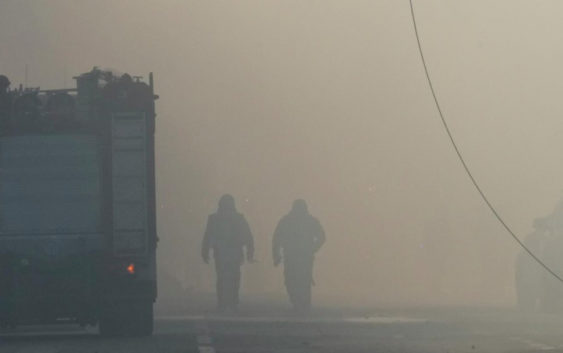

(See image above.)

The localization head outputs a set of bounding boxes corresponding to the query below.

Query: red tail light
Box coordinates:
[126,263,135,274]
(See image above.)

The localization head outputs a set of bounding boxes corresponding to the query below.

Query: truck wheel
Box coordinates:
[127,300,153,337]
[99,312,121,337]
[99,300,153,337]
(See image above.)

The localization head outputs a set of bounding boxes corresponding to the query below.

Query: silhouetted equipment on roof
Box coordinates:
[0,67,159,135]
[0,75,10,91]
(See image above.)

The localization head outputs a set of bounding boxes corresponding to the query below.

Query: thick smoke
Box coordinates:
[2,1,562,311]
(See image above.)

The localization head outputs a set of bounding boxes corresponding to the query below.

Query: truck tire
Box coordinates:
[98,303,122,337]
[99,300,153,337]
[127,300,153,337]
[98,315,120,337]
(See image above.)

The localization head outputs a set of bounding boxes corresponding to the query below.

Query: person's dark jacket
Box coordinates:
[202,204,254,266]
[272,206,325,266]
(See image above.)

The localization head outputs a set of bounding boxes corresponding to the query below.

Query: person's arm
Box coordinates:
[241,216,255,262]
[313,218,326,253]
[272,220,283,266]
[202,216,212,264]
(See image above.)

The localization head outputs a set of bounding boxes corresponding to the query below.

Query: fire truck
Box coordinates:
[0,68,158,336]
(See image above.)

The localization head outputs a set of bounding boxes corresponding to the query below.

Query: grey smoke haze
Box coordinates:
[2,0,562,307]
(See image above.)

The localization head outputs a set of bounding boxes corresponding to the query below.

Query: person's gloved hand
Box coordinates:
[273,256,281,267]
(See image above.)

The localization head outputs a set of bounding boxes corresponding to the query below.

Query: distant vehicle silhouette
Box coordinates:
[515,203,563,313]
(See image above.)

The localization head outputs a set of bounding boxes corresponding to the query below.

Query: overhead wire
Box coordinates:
[408,0,563,284]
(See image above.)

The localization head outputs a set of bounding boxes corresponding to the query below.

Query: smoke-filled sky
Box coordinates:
[2,0,563,306]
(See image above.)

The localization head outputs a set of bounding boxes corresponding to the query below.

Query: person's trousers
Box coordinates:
[284,258,314,311]
[215,262,241,310]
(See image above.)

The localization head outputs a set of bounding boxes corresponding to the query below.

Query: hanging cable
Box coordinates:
[409,0,563,284]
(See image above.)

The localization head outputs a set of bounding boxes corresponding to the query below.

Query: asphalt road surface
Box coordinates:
[3,308,563,352]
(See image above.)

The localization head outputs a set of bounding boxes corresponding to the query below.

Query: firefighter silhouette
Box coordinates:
[202,194,254,311]
[273,199,325,311]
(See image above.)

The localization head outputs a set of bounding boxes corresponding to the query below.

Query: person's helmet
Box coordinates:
[0,75,10,89]
[218,194,236,213]
[291,199,308,214]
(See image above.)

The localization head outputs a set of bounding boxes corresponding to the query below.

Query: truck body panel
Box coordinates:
[1,134,102,236]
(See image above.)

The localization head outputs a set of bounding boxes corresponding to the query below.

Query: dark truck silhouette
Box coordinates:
[0,68,158,336]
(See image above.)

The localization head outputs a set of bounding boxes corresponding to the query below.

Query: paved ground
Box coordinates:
[3,307,563,352]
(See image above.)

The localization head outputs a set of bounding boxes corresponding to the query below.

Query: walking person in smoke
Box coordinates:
[202,194,255,312]
[273,199,325,312]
